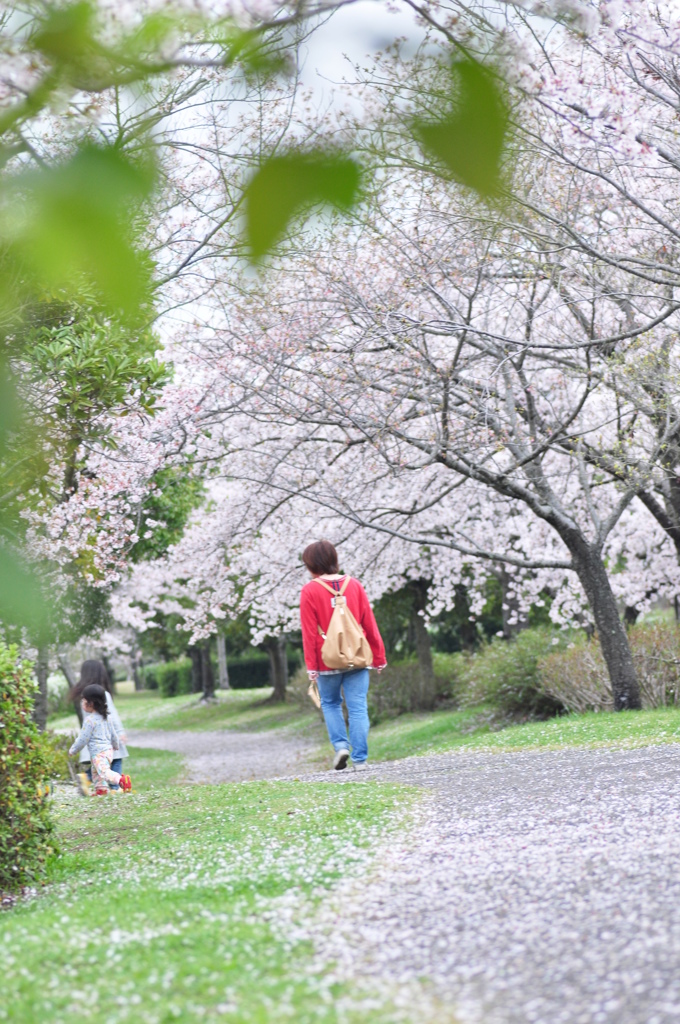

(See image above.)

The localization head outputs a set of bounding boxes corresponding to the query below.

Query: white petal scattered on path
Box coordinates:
[126,727,680,1022]
[128,728,317,783]
[294,746,680,1024]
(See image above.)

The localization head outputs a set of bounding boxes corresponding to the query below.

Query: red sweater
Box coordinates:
[300,576,387,673]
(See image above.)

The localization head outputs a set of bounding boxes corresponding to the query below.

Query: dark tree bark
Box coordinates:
[132,635,144,691]
[58,651,83,725]
[189,645,202,693]
[217,634,230,689]
[623,605,639,626]
[564,531,641,710]
[201,638,216,701]
[33,644,49,732]
[264,636,288,702]
[102,654,116,694]
[408,579,436,710]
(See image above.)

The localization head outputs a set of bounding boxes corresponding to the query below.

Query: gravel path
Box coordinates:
[294,745,680,1024]
[128,728,316,783]
[127,726,680,1022]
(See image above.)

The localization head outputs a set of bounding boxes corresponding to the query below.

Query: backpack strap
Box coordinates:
[312,576,351,595]
[313,577,352,638]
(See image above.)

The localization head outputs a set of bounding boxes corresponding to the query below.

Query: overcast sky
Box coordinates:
[298,1,426,105]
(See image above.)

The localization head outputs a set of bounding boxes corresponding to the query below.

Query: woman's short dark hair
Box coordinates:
[81,683,108,718]
[302,540,340,575]
[69,659,112,704]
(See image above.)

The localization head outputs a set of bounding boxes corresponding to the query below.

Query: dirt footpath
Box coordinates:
[128,728,318,783]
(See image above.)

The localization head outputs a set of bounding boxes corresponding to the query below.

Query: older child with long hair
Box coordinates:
[70,660,130,788]
[69,684,132,794]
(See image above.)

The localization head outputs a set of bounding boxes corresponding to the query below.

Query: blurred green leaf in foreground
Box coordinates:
[245,152,362,260]
[414,58,509,197]
[1,146,156,322]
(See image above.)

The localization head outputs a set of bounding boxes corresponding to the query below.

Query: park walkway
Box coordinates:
[128,727,680,1023]
[297,745,680,1024]
[127,727,317,782]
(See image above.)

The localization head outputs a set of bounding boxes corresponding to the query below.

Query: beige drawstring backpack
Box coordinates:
[313,577,374,670]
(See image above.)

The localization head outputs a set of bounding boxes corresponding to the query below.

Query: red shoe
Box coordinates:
[119,775,132,792]
[95,788,108,796]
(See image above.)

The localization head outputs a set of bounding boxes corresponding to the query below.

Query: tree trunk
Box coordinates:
[132,636,144,691]
[102,654,116,694]
[33,644,49,732]
[201,639,216,701]
[408,579,436,710]
[264,636,288,702]
[189,645,202,693]
[58,650,83,725]
[566,533,641,710]
[217,634,230,689]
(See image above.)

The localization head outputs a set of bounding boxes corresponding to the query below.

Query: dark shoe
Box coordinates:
[333,749,350,771]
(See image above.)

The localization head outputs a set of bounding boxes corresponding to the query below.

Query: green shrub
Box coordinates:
[458,627,567,719]
[367,658,456,724]
[432,651,466,701]
[0,643,55,893]
[150,653,302,697]
[151,659,193,698]
[287,665,323,710]
[538,620,680,712]
[40,731,72,782]
[227,654,300,690]
[142,669,158,690]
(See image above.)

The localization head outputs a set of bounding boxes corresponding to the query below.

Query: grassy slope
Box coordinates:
[50,690,680,766]
[50,688,321,735]
[2,752,414,1024]
[367,704,680,761]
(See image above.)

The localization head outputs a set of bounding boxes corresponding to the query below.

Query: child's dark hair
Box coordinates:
[81,684,108,718]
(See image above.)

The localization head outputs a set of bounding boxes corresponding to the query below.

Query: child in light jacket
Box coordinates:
[71,659,129,789]
[69,684,131,795]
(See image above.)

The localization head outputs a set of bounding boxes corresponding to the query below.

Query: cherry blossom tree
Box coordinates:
[78,1,680,723]
[186,167,665,710]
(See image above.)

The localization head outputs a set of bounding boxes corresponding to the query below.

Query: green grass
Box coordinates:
[50,688,321,735]
[50,681,680,769]
[3,757,415,1024]
[366,704,680,761]
[119,747,184,791]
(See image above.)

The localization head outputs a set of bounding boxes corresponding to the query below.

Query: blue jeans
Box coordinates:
[317,668,370,763]
[110,757,122,789]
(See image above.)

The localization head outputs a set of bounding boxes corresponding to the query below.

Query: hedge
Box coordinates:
[145,659,193,698]
[538,620,680,712]
[0,643,55,893]
[149,654,301,697]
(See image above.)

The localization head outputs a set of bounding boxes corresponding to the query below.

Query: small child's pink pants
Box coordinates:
[91,750,121,792]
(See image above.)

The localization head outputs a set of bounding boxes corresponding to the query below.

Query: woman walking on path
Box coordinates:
[300,540,386,771]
